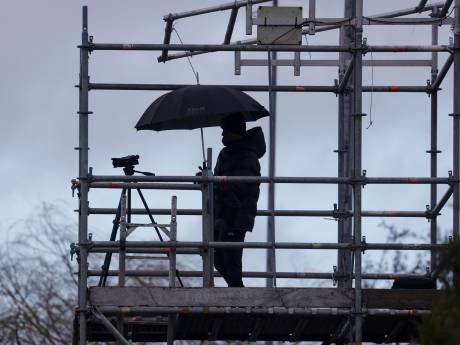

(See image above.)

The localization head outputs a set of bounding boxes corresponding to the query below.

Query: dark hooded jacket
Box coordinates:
[213,127,266,232]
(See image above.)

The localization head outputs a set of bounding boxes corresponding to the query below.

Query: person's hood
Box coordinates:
[229,126,266,158]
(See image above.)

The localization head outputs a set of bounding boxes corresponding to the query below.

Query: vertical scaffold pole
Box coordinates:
[208,148,214,286]
[453,0,460,246]
[169,196,178,287]
[78,6,90,345]
[202,148,213,287]
[337,0,354,289]
[430,9,439,272]
[353,0,364,343]
[266,0,278,289]
[167,196,178,345]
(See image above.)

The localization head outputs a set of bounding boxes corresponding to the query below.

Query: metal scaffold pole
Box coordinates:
[202,148,214,287]
[453,0,460,246]
[337,0,354,289]
[167,196,178,345]
[352,0,364,342]
[78,6,90,345]
[266,0,278,289]
[430,7,439,272]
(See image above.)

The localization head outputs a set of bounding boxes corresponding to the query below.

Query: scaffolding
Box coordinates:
[74,1,460,344]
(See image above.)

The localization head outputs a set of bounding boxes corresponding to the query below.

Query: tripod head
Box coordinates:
[111,155,154,176]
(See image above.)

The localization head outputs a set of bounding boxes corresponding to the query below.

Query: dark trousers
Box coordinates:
[214,227,246,287]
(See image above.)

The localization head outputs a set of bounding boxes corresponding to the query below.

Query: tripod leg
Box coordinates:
[98,188,125,286]
[136,188,185,287]
[136,188,163,241]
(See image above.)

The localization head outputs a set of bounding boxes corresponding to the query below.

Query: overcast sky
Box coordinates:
[0,0,457,287]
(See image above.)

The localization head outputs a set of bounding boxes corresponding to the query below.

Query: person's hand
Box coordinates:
[194,166,203,184]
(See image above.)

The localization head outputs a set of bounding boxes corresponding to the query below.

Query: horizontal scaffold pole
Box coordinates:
[240,59,433,67]
[89,182,201,191]
[86,240,449,251]
[86,269,431,281]
[88,208,344,217]
[95,306,431,317]
[165,0,271,21]
[88,175,452,184]
[374,1,443,18]
[90,176,351,184]
[89,241,353,250]
[83,43,450,53]
[90,248,200,255]
[366,45,449,52]
[88,83,430,93]
[88,208,429,218]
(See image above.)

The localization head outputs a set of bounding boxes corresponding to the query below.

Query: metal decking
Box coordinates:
[85,287,440,342]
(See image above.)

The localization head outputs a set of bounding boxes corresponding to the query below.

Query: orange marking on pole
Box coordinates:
[217,176,228,183]
[163,247,171,254]
[388,86,400,92]
[295,86,305,92]
[110,182,120,188]
[395,47,407,52]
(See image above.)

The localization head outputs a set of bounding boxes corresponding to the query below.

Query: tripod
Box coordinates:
[98,164,184,287]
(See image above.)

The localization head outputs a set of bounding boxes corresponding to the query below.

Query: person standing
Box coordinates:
[213,113,266,287]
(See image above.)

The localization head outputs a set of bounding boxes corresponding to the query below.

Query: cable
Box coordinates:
[172,24,207,165]
[269,20,307,44]
[172,24,200,85]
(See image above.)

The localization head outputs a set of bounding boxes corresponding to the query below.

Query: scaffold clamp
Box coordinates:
[362,37,369,55]
[70,242,80,262]
[362,169,367,188]
[332,265,338,286]
[448,170,455,185]
[361,236,367,253]
[425,204,432,221]
[71,178,81,197]
[425,266,431,277]
[332,203,339,220]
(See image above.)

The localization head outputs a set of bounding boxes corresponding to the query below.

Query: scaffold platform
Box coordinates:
[85,287,441,343]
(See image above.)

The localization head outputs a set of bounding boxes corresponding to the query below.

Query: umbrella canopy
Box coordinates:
[135,85,269,131]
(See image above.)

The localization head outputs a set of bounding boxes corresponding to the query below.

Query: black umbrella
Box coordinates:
[135,85,269,130]
[135,85,269,162]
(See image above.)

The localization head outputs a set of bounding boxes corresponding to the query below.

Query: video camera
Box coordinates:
[112,155,139,168]
[111,155,154,176]
[111,155,139,176]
